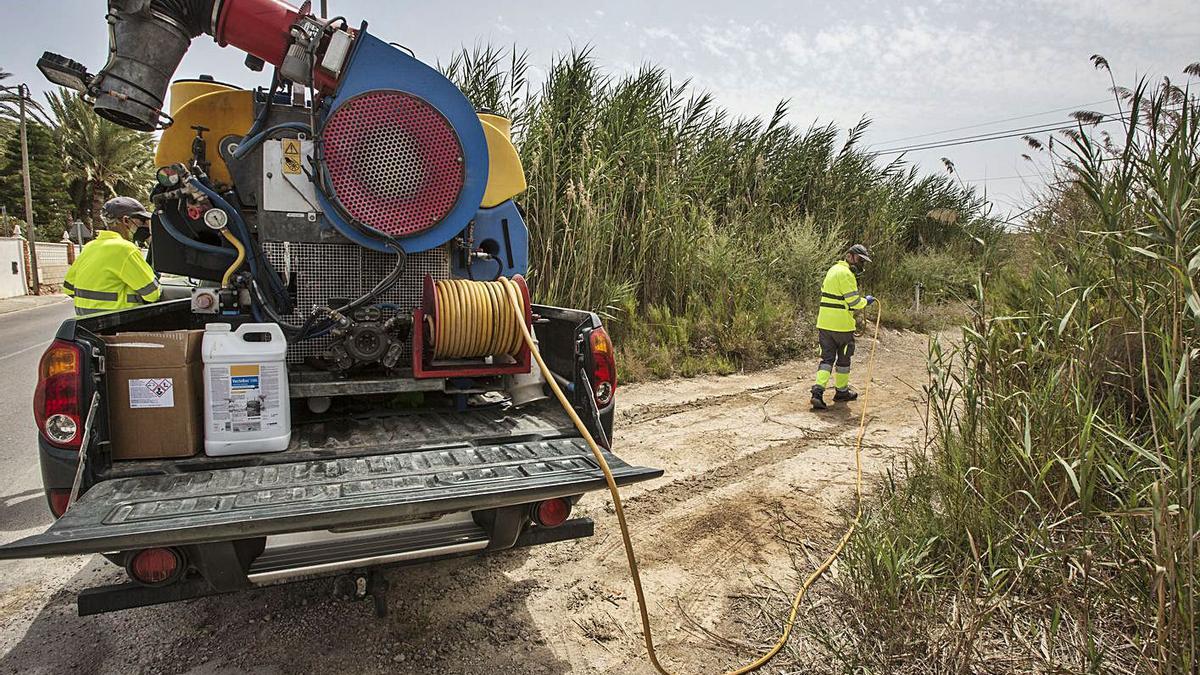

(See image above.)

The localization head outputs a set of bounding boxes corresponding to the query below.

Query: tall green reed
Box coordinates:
[442,46,995,374]
[830,69,1199,673]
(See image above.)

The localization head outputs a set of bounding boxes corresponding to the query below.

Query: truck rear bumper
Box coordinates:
[77,517,595,616]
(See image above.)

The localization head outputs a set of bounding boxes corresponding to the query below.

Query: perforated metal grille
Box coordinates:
[262,242,450,364]
[322,91,465,238]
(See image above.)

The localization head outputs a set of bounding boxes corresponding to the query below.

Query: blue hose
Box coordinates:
[231,122,313,160]
[189,179,293,309]
[156,207,234,258]
[187,180,254,255]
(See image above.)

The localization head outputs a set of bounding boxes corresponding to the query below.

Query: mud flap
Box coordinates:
[0,438,660,559]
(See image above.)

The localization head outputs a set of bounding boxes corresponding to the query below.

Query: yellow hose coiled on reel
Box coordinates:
[429,278,527,359]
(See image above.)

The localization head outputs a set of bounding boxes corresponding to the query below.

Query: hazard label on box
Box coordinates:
[129,377,175,409]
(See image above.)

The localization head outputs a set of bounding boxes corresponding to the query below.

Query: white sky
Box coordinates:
[3,0,1199,222]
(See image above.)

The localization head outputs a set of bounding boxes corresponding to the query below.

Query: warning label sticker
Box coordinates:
[282,138,302,175]
[129,377,174,409]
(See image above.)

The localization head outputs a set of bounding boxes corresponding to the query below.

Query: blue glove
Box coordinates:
[865,295,876,306]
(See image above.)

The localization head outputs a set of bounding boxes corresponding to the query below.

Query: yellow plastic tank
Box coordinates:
[167,79,239,116]
[156,87,255,186]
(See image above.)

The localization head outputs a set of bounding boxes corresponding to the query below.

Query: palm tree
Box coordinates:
[0,68,49,124]
[44,88,155,226]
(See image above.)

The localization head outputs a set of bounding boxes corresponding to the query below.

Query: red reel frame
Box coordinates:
[412,274,532,379]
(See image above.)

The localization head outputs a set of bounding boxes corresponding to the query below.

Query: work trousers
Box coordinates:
[814,329,855,391]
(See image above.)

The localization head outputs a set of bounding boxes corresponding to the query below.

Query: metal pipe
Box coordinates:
[213,0,302,67]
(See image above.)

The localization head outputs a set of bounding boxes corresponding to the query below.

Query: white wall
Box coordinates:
[0,238,27,299]
[34,241,77,287]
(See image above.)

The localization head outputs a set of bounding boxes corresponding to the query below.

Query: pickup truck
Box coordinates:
[4,300,659,616]
[7,0,661,617]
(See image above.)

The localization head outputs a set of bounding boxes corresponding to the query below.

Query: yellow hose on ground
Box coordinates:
[219,228,245,287]
[481,277,879,673]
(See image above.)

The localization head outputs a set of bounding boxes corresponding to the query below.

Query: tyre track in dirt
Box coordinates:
[507,329,935,674]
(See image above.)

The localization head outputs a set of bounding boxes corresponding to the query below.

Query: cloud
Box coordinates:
[1030,0,1200,34]
[643,26,688,51]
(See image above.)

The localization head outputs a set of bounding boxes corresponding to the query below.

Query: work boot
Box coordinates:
[810,385,827,410]
[833,388,858,402]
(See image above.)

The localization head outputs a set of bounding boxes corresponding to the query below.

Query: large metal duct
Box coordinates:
[92,0,214,131]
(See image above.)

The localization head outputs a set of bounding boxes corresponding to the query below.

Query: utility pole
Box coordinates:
[320,0,327,17]
[18,84,40,295]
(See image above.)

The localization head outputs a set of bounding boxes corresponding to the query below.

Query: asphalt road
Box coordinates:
[0,298,76,546]
[0,299,82,601]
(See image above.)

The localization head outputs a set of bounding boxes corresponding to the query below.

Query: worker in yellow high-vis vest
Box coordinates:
[811,244,875,410]
[63,197,161,316]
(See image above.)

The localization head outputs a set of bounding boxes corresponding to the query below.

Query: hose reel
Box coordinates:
[412,276,532,378]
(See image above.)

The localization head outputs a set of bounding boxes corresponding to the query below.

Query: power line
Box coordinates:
[870,79,1199,155]
[872,97,1116,146]
[873,110,1141,156]
[961,173,1051,182]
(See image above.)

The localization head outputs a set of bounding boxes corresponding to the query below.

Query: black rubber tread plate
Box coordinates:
[103,403,580,478]
[1,439,660,559]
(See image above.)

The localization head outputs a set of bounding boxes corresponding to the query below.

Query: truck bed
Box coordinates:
[8,301,661,562]
[101,400,579,479]
[2,400,655,558]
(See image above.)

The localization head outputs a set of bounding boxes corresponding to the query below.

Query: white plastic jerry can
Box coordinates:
[202,323,291,456]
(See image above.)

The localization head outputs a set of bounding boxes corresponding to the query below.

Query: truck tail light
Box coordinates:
[588,328,616,408]
[47,489,72,518]
[127,548,184,586]
[33,340,84,450]
[532,498,571,528]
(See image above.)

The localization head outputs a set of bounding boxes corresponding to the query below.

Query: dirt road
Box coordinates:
[0,329,932,674]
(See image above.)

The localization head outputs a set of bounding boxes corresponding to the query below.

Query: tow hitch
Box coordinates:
[333,570,391,618]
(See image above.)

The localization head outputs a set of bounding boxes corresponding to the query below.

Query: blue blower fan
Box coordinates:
[315,31,489,253]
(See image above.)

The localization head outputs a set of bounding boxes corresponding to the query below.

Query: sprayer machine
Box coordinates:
[40,0,541,387]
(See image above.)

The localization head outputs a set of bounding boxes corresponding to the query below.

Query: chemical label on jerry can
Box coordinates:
[208,363,285,434]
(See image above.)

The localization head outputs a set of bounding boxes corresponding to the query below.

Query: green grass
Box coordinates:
[443,46,1001,378]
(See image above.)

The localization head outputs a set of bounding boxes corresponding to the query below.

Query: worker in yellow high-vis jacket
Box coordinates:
[63,197,161,316]
[811,244,875,410]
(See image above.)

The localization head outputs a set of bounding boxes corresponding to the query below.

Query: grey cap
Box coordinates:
[101,196,152,221]
[848,243,872,262]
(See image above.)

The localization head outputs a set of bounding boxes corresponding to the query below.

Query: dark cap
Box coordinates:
[102,196,152,221]
[847,243,872,262]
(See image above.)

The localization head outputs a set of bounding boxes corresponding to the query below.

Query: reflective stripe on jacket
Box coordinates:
[816,260,867,332]
[64,230,161,316]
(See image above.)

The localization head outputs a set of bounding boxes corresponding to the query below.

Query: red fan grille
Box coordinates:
[322,91,465,237]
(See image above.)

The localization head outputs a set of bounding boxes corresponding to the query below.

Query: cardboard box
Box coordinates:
[104,330,204,460]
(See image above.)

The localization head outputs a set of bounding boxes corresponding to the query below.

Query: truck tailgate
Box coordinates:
[0,439,660,559]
